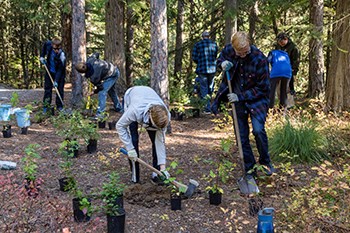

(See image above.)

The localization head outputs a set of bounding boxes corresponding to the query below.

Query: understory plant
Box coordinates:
[71,185,93,217]
[164,161,186,196]
[22,144,43,197]
[269,118,329,164]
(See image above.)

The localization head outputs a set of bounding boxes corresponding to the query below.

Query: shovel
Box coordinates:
[43,63,64,106]
[226,70,259,194]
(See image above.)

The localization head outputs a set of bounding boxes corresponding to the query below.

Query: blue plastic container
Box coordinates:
[0,104,12,121]
[257,208,275,233]
[15,109,30,128]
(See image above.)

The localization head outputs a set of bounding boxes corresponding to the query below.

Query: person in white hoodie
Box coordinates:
[116,86,171,184]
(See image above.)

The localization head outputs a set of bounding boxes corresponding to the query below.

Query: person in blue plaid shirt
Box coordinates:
[217,31,275,179]
[192,31,219,113]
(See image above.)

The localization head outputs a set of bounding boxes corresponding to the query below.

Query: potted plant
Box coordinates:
[58,140,78,191]
[164,161,186,211]
[189,95,209,117]
[71,187,92,222]
[2,124,12,138]
[108,120,117,130]
[21,144,43,197]
[100,172,126,233]
[83,119,100,154]
[97,112,109,129]
[170,106,185,121]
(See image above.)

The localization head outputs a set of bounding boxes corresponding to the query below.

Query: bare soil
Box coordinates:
[0,84,317,232]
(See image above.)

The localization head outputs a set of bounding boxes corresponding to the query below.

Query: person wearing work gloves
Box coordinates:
[39,37,66,112]
[75,53,123,119]
[217,31,275,179]
[116,86,171,184]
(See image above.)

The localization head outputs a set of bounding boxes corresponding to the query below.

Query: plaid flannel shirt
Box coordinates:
[192,39,218,74]
[217,44,270,120]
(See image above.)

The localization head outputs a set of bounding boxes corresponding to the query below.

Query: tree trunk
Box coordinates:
[224,0,237,45]
[125,0,134,87]
[325,0,350,112]
[150,0,169,106]
[308,0,324,98]
[173,0,184,86]
[61,6,72,83]
[71,0,86,108]
[249,1,258,44]
[105,0,127,95]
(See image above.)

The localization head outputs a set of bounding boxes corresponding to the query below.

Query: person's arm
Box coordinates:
[290,46,300,75]
[154,130,166,166]
[116,108,138,151]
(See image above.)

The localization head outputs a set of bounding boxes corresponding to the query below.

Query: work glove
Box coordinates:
[160,170,170,180]
[227,93,239,103]
[39,57,46,65]
[221,60,233,71]
[53,81,58,88]
[128,149,138,161]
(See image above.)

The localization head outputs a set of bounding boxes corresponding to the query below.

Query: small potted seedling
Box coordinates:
[83,119,100,154]
[108,120,117,130]
[58,140,77,192]
[2,124,12,138]
[100,172,126,233]
[21,144,43,197]
[98,112,109,129]
[71,187,92,222]
[164,161,185,211]
[170,106,185,121]
[189,95,209,117]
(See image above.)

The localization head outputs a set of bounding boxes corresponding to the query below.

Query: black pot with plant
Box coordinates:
[170,193,182,210]
[208,190,222,205]
[21,127,28,134]
[107,208,126,233]
[87,139,98,154]
[58,176,75,192]
[108,121,117,130]
[83,120,100,154]
[2,124,12,138]
[22,144,42,197]
[72,197,92,222]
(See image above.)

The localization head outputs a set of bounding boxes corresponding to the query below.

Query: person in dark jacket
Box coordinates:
[275,32,300,96]
[192,31,219,113]
[267,49,292,109]
[39,37,66,111]
[217,31,275,179]
[75,53,122,118]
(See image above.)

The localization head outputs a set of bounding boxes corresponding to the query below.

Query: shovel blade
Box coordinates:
[237,176,260,194]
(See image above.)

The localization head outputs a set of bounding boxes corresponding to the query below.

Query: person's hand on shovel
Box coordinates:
[127,149,138,161]
[39,57,46,65]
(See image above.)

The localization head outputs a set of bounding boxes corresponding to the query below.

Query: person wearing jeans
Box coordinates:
[192,31,219,113]
[217,31,275,178]
[75,53,122,118]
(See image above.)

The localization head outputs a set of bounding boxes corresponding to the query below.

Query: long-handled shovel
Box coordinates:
[226,71,259,194]
[43,63,64,106]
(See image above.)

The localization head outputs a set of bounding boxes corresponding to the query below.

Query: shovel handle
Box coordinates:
[43,63,64,106]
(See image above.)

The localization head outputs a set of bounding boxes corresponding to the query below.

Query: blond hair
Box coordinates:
[231,31,250,51]
[149,105,169,129]
[52,37,62,46]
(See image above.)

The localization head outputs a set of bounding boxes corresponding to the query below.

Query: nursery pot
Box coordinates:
[87,139,98,154]
[67,148,79,158]
[21,127,28,135]
[192,108,200,118]
[0,104,12,121]
[175,112,184,121]
[108,121,116,130]
[15,109,30,128]
[107,208,126,233]
[114,195,124,208]
[58,177,72,192]
[2,125,12,138]
[209,190,222,205]
[98,121,106,129]
[170,194,182,211]
[72,198,91,222]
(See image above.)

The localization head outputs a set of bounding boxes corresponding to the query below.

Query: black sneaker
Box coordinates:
[261,164,276,176]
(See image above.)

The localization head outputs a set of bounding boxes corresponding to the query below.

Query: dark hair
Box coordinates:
[276,32,288,40]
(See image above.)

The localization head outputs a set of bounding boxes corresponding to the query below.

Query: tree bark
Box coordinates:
[249,1,259,44]
[71,0,86,108]
[173,0,184,86]
[125,0,134,87]
[105,0,127,95]
[150,0,169,106]
[308,0,324,98]
[61,5,72,83]
[325,0,350,112]
[224,0,237,45]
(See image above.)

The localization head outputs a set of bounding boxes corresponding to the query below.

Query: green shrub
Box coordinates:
[269,119,329,164]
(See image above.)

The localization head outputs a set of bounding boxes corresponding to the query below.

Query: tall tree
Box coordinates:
[224,0,237,44]
[125,0,134,87]
[150,0,169,105]
[173,0,184,85]
[325,0,350,111]
[71,0,86,108]
[105,0,127,94]
[248,1,259,44]
[308,0,324,98]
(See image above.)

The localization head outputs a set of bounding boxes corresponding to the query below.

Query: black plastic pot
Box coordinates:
[209,190,222,205]
[98,121,106,129]
[72,198,91,222]
[21,127,28,135]
[107,208,126,233]
[170,194,181,210]
[114,195,124,208]
[67,148,79,158]
[108,121,116,130]
[2,125,12,138]
[87,139,98,154]
[58,177,73,192]
[192,109,200,118]
[249,197,263,216]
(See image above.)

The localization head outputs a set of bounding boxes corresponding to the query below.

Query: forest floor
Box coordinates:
[0,84,349,233]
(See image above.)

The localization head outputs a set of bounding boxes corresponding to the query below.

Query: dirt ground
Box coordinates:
[0,84,299,232]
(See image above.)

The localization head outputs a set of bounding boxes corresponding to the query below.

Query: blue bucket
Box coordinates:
[0,104,12,121]
[15,109,30,128]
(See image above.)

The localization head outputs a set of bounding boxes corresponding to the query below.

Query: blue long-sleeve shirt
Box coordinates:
[192,38,218,74]
[217,44,270,120]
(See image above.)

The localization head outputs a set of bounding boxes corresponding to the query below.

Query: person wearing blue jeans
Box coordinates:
[217,31,275,178]
[192,31,219,113]
[75,53,122,117]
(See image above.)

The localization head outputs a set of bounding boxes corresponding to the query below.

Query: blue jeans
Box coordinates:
[97,73,122,116]
[198,73,215,112]
[235,103,271,173]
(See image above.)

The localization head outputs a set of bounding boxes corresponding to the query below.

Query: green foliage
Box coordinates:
[79,197,93,217]
[189,95,209,110]
[10,92,19,107]
[269,118,329,164]
[205,159,234,194]
[164,161,186,195]
[22,144,41,182]
[100,172,125,216]
[280,161,350,231]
